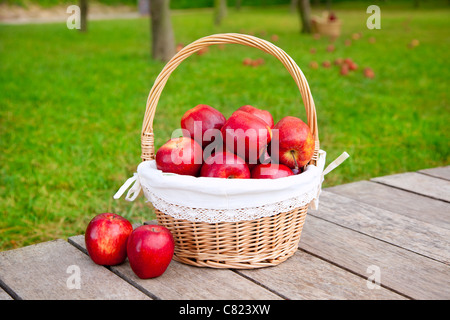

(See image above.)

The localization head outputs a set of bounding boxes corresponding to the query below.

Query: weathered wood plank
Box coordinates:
[326,180,450,229]
[419,166,450,181]
[69,235,282,300]
[0,287,13,300]
[300,215,450,300]
[372,172,450,202]
[310,191,450,264]
[237,250,405,300]
[0,239,151,300]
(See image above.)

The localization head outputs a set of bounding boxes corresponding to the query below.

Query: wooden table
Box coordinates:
[1,166,449,301]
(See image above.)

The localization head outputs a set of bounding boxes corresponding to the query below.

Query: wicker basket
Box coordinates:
[316,20,341,38]
[139,33,320,269]
[312,13,341,38]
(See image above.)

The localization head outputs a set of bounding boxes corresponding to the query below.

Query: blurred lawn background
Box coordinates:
[0,1,449,251]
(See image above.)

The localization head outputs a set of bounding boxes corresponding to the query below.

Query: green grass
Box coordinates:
[1,4,449,251]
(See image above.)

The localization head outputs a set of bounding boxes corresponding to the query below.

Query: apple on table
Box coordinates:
[127,224,175,279]
[85,213,133,266]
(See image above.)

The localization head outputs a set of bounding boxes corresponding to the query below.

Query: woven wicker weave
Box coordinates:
[312,13,342,38]
[315,20,341,38]
[140,33,320,269]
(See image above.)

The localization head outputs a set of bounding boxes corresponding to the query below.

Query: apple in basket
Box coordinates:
[271,116,315,171]
[221,110,272,165]
[236,105,274,128]
[200,151,251,179]
[181,104,226,148]
[251,163,294,179]
[85,213,133,266]
[127,225,175,279]
[155,136,203,176]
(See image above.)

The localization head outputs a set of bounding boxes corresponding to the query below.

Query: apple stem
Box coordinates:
[290,150,299,170]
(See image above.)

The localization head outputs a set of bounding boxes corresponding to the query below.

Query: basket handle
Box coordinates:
[141,33,319,161]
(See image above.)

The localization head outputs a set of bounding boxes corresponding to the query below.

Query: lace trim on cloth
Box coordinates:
[113,150,350,223]
[143,186,320,223]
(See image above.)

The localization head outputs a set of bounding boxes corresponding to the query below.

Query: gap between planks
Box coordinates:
[68,233,284,300]
[371,172,450,203]
[299,214,450,299]
[417,166,450,181]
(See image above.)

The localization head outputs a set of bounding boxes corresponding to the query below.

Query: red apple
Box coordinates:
[221,110,272,164]
[247,147,271,171]
[334,58,344,66]
[247,162,257,172]
[127,224,175,279]
[348,62,358,71]
[322,60,331,68]
[250,58,265,67]
[237,105,274,128]
[344,58,353,65]
[309,61,319,69]
[328,12,337,21]
[364,67,375,79]
[181,104,226,148]
[352,32,362,40]
[155,136,203,176]
[85,213,133,266]
[251,163,294,179]
[243,58,252,66]
[340,64,349,76]
[200,151,250,179]
[256,58,265,65]
[271,116,315,170]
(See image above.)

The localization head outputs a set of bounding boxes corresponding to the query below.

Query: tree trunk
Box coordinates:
[150,0,176,62]
[79,0,87,32]
[214,0,227,26]
[235,0,241,11]
[290,0,298,13]
[297,0,312,34]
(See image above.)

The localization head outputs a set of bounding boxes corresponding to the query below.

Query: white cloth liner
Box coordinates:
[114,150,349,223]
